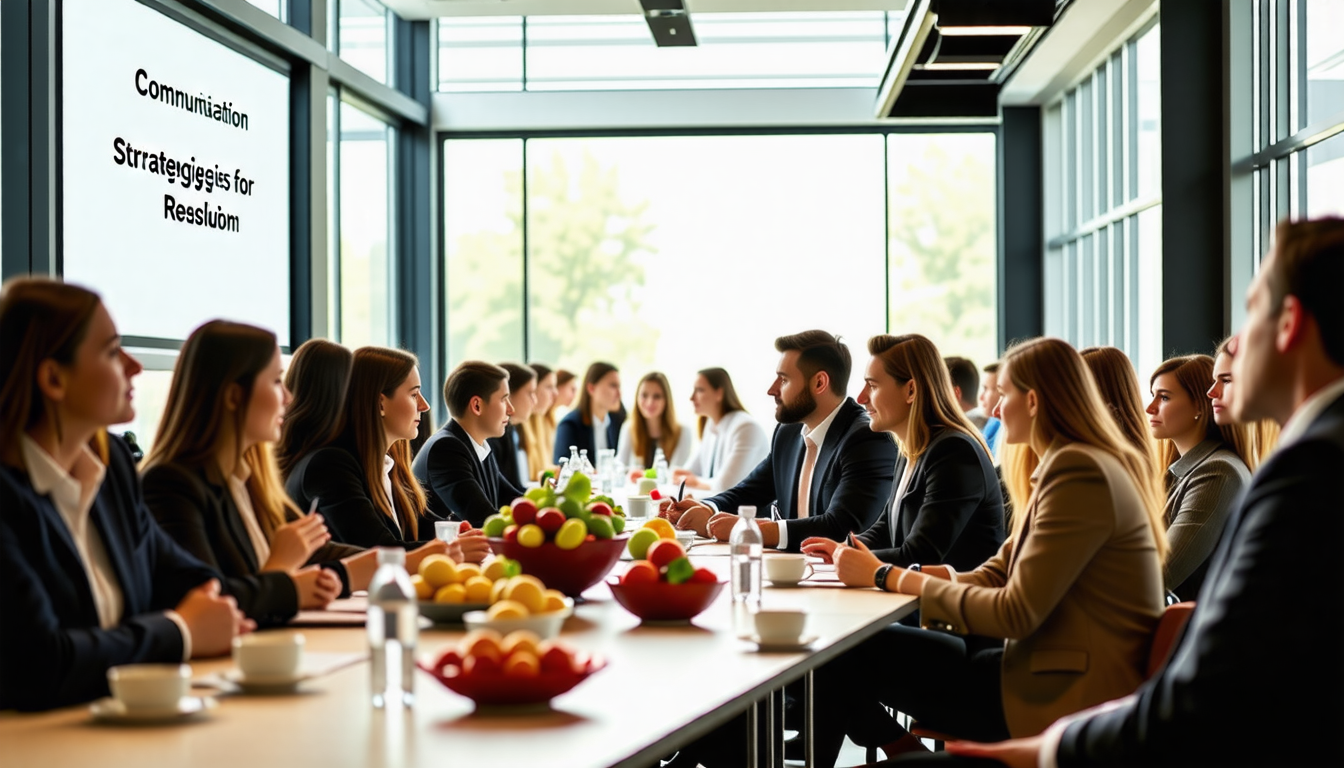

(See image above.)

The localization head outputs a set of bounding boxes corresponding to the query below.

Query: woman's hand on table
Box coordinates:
[176,578,255,658]
[799,537,840,563]
[834,538,887,588]
[293,565,342,609]
[405,539,451,573]
[263,514,331,573]
[453,529,491,563]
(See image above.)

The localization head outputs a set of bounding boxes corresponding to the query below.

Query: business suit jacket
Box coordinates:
[920,440,1165,737]
[704,398,897,552]
[488,423,529,489]
[553,408,624,465]
[0,436,219,711]
[1058,392,1344,768]
[1161,438,1251,599]
[285,438,435,549]
[413,420,527,527]
[856,427,1005,573]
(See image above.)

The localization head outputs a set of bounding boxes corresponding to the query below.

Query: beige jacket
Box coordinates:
[920,440,1164,737]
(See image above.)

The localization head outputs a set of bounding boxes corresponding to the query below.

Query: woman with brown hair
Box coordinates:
[0,278,249,711]
[141,321,377,626]
[672,367,769,493]
[1147,354,1253,599]
[552,362,623,464]
[617,371,693,477]
[1079,346,1158,463]
[277,339,352,480]
[811,337,1165,767]
[525,362,558,480]
[1209,335,1280,469]
[284,347,488,563]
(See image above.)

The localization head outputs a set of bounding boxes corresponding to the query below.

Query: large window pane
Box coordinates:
[887,133,999,371]
[1135,23,1161,201]
[339,0,389,85]
[245,0,285,20]
[1135,205,1163,377]
[443,139,525,367]
[338,102,393,348]
[1306,130,1344,217]
[1304,0,1344,128]
[523,135,886,419]
[438,16,524,92]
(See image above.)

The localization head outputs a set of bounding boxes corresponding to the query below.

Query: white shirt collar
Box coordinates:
[799,400,846,448]
[21,433,105,514]
[1278,375,1344,447]
[472,436,492,463]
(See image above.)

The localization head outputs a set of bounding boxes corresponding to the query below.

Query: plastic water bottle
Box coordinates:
[556,446,580,491]
[368,547,418,708]
[729,505,763,635]
[653,448,669,486]
[579,448,596,476]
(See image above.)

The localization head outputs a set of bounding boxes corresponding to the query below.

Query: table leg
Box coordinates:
[747,697,760,768]
[774,687,787,768]
[804,670,815,768]
[764,689,775,768]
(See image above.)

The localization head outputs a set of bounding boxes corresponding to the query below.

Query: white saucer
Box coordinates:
[766,579,805,588]
[222,669,309,694]
[90,695,216,724]
[748,634,818,652]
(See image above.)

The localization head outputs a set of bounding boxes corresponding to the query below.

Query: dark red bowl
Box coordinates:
[488,535,629,597]
[418,654,606,707]
[607,577,726,622]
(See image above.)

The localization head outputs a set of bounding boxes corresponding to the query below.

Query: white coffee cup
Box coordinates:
[233,632,305,680]
[754,609,808,644]
[625,495,651,518]
[434,520,459,543]
[765,555,813,585]
[107,664,190,710]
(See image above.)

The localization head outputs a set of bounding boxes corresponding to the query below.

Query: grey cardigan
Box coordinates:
[1163,438,1252,599]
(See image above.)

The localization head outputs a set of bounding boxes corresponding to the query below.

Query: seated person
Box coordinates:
[661,330,897,551]
[413,361,526,528]
[0,278,250,711]
[553,362,623,464]
[276,338,352,481]
[618,371,694,479]
[945,355,988,429]
[673,367,770,494]
[285,347,488,563]
[980,361,1004,459]
[486,363,537,490]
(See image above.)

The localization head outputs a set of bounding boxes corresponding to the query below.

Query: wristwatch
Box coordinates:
[908,563,922,573]
[873,564,895,591]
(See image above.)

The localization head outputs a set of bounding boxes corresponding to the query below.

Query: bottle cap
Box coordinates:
[738,505,757,519]
[376,547,405,566]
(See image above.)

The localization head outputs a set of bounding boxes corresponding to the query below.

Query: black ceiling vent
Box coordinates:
[640,0,697,47]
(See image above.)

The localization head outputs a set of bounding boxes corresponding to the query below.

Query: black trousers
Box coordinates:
[811,625,1011,768]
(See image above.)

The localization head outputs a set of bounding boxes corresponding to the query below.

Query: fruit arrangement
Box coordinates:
[620,537,717,587]
[626,517,678,560]
[482,473,626,550]
[419,629,605,707]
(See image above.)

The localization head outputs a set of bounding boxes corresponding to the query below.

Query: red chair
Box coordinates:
[899,602,1198,756]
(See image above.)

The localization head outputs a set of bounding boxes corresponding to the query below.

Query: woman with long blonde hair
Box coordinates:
[1079,346,1158,464]
[284,347,488,563]
[1145,354,1252,599]
[142,321,356,624]
[1209,335,1280,469]
[814,338,1165,766]
[617,371,692,477]
[525,362,558,480]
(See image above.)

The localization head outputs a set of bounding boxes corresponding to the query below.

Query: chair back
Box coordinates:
[1146,601,1195,678]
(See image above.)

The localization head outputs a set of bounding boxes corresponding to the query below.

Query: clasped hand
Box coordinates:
[800,536,887,588]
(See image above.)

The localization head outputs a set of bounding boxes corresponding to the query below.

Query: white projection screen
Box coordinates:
[62,0,292,345]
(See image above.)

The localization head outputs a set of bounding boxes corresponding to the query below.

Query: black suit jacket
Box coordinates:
[856,426,1005,573]
[1058,391,1344,768]
[488,423,530,488]
[0,436,219,711]
[705,398,897,552]
[553,408,624,465]
[414,420,527,527]
[285,439,435,549]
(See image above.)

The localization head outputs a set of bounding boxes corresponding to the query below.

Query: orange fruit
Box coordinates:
[502,630,542,658]
[487,600,529,619]
[642,517,676,539]
[503,650,540,677]
[463,576,493,603]
[542,589,568,613]
[482,559,509,582]
[456,563,483,582]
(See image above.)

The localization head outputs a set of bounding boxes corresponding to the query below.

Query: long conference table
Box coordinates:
[1,544,917,768]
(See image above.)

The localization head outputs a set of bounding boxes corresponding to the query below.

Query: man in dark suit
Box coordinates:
[412,361,527,528]
[941,218,1344,768]
[662,329,897,552]
[487,363,538,489]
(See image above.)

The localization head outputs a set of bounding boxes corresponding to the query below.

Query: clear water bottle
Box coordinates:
[579,448,596,476]
[729,505,763,635]
[367,547,418,708]
[653,448,669,486]
[556,446,580,491]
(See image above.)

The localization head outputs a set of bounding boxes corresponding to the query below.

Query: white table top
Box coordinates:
[0,554,916,768]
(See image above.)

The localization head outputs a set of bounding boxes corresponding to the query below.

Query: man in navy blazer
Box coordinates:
[662,330,897,552]
[413,361,527,528]
[944,218,1344,768]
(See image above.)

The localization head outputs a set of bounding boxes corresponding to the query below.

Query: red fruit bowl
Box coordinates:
[488,535,628,597]
[418,654,606,708]
[607,577,726,622]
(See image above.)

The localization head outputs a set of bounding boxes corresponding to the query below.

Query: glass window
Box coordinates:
[339,0,390,85]
[1135,205,1163,377]
[887,133,999,370]
[117,367,176,456]
[1303,0,1344,128]
[438,16,524,92]
[326,90,339,336]
[338,101,394,348]
[1135,23,1161,201]
[245,0,285,20]
[443,139,525,367]
[1306,129,1344,217]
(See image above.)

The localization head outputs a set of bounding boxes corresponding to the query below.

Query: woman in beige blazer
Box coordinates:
[810,337,1167,767]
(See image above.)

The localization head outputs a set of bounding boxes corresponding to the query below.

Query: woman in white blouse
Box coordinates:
[672,368,769,494]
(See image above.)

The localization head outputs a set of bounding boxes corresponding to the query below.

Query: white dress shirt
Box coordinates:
[682,410,771,494]
[382,455,402,535]
[593,413,611,454]
[777,400,845,551]
[224,461,271,567]
[21,434,191,659]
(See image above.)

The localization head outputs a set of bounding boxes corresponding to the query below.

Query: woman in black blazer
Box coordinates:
[284,346,489,564]
[553,361,624,464]
[0,279,249,711]
[142,321,368,626]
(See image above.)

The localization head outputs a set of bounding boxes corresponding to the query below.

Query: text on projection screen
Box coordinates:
[63,0,291,345]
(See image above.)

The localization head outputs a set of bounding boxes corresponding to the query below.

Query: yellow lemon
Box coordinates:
[542,589,568,613]
[434,583,467,604]
[482,559,509,582]
[642,517,676,539]
[487,599,529,619]
[456,563,483,582]
[463,576,494,603]
[503,576,546,614]
[409,574,433,600]
[490,578,510,604]
[419,555,459,589]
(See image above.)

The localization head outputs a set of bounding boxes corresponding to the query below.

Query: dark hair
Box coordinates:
[1267,217,1344,366]
[528,362,554,382]
[500,363,537,397]
[555,369,576,387]
[774,330,851,395]
[444,361,510,419]
[278,339,352,479]
[983,361,1001,375]
[342,347,427,539]
[631,372,682,467]
[1149,354,1240,474]
[0,278,103,465]
[943,356,980,408]
[696,367,747,438]
[575,362,619,426]
[870,335,989,460]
